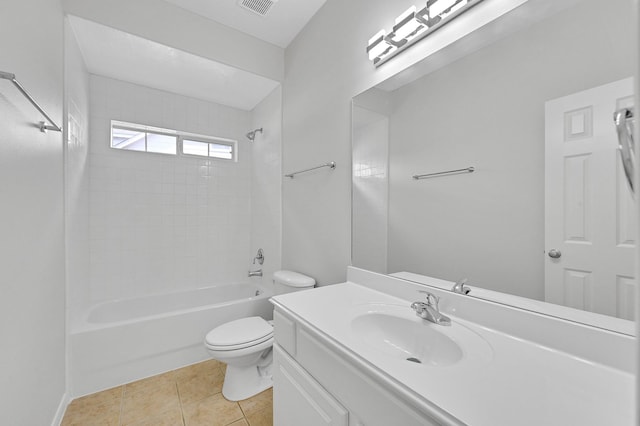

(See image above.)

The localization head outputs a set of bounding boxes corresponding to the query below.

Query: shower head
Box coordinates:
[246,127,263,141]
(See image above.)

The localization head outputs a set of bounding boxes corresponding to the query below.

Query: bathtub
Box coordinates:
[69,282,273,397]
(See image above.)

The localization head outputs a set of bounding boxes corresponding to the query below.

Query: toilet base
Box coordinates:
[222,363,273,401]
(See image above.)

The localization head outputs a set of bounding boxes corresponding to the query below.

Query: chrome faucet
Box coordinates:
[410,291,451,326]
[451,278,471,295]
[248,269,263,277]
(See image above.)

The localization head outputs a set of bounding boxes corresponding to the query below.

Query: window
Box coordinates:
[111,123,177,155]
[110,121,237,161]
[183,138,234,160]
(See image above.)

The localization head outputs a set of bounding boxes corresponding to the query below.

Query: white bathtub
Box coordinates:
[69,282,273,397]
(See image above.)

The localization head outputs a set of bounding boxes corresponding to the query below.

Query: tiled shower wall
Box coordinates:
[85,76,252,307]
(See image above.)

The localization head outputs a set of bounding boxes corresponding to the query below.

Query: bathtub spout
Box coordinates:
[248,269,263,277]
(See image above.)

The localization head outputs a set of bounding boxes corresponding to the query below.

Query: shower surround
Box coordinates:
[66,74,282,395]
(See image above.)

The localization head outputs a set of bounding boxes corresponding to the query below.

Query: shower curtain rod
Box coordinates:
[0,70,62,133]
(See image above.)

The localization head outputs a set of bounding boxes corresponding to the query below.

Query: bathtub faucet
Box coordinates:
[248,269,263,277]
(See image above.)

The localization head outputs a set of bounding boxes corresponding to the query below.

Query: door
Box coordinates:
[545,78,636,320]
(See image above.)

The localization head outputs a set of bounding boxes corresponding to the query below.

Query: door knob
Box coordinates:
[548,249,562,259]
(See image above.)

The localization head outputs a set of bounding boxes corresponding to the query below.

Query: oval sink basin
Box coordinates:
[350,304,492,367]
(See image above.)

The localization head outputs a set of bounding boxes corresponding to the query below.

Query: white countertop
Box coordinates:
[271,282,635,426]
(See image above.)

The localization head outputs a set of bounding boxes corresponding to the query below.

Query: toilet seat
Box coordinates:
[205,316,273,351]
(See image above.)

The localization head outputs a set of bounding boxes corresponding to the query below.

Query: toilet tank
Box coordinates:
[273,270,316,295]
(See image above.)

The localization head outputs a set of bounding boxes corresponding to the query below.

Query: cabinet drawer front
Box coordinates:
[274,343,348,426]
[274,309,297,357]
[297,327,443,426]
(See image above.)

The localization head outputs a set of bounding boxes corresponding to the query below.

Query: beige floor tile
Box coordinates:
[177,368,225,405]
[245,405,273,426]
[183,393,244,426]
[124,371,177,395]
[238,388,272,417]
[61,361,273,426]
[73,386,123,405]
[121,381,181,425]
[122,405,184,426]
[62,414,120,426]
[174,359,223,383]
[62,386,123,426]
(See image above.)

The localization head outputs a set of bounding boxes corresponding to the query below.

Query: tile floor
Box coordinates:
[61,360,272,426]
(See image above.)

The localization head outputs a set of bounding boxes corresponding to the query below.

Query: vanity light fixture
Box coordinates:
[387,7,424,45]
[367,30,393,62]
[367,0,485,67]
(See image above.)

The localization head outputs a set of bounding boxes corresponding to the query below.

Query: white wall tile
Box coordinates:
[86,75,252,303]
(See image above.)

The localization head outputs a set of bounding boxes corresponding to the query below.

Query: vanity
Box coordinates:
[270,268,635,426]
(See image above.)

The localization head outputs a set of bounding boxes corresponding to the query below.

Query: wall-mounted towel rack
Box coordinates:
[285,161,336,178]
[0,70,62,133]
[413,166,475,180]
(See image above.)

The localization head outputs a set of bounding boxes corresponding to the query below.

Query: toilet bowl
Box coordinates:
[205,316,274,401]
[204,270,315,401]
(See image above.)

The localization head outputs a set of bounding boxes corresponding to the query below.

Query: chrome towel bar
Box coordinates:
[285,161,336,178]
[413,166,475,180]
[0,70,62,133]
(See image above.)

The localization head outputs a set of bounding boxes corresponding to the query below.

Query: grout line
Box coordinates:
[175,381,187,426]
[238,400,247,418]
[118,385,125,426]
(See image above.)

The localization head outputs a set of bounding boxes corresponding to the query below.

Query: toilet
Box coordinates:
[204,270,315,401]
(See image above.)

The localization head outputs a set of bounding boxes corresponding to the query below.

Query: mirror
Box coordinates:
[352,0,637,331]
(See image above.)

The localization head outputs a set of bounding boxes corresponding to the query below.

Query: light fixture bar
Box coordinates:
[429,0,461,18]
[367,0,484,68]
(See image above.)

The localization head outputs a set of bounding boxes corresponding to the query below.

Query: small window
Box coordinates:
[110,121,236,161]
[111,123,177,155]
[183,138,234,160]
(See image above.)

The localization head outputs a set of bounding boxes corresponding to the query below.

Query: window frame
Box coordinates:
[110,120,238,162]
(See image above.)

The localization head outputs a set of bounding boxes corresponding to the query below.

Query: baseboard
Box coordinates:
[51,392,70,426]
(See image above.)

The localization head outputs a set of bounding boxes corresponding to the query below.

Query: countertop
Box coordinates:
[271,282,635,426]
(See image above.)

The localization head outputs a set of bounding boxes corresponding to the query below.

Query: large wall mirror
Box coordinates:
[352,0,637,332]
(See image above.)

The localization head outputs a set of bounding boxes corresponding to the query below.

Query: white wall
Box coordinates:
[64,19,92,340]
[386,0,634,300]
[74,75,252,319]
[0,0,67,424]
[281,0,399,285]
[250,87,283,283]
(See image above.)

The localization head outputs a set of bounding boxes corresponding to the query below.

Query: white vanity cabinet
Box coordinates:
[272,309,446,426]
[271,272,635,426]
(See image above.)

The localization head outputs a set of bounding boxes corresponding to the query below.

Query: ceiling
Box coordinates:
[68,16,280,111]
[164,0,327,48]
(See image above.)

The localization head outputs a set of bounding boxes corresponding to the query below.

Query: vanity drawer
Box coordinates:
[274,343,349,426]
[273,309,297,357]
[296,326,443,426]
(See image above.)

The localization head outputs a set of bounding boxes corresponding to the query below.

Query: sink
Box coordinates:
[350,304,492,367]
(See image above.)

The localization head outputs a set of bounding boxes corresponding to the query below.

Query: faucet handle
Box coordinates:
[418,290,439,307]
[253,248,265,265]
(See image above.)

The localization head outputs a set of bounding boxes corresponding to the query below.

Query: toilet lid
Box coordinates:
[205,316,273,348]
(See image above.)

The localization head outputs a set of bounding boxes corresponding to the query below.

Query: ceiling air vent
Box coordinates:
[238,0,278,16]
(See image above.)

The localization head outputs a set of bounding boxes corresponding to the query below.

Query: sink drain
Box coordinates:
[406,357,422,364]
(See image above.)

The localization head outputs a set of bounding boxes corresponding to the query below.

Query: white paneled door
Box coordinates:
[545,78,636,320]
